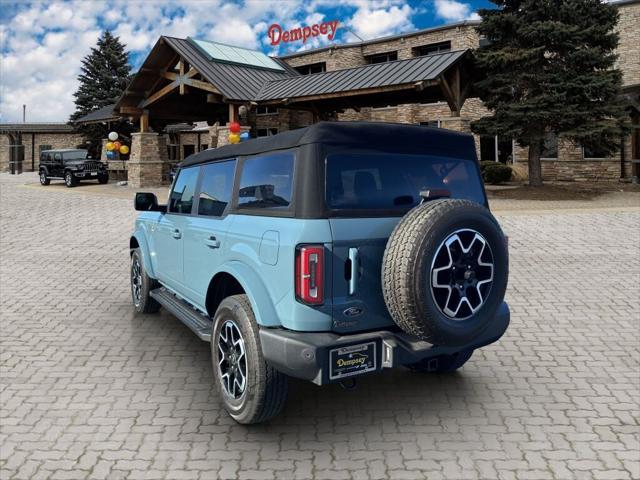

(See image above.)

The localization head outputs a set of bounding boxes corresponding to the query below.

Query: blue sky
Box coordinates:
[0,0,493,122]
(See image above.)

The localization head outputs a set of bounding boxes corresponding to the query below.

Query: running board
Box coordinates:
[150,288,212,342]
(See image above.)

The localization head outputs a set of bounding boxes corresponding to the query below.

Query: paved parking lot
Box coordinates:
[1,173,639,480]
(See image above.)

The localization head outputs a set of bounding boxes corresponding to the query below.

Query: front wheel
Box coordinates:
[98,173,109,184]
[39,170,50,185]
[212,295,288,424]
[130,249,160,314]
[64,171,77,188]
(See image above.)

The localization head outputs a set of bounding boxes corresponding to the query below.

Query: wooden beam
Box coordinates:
[163,71,178,81]
[438,74,459,116]
[119,106,143,115]
[184,78,221,95]
[140,110,149,132]
[187,67,198,78]
[141,80,178,108]
[179,60,185,95]
[229,104,239,123]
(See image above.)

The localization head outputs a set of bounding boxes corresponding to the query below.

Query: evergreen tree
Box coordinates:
[471,0,629,186]
[71,31,132,157]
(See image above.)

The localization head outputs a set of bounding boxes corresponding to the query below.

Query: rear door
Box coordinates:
[182,159,237,309]
[326,152,487,334]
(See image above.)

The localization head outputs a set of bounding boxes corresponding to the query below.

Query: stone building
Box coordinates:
[0,123,85,173]
[70,0,639,185]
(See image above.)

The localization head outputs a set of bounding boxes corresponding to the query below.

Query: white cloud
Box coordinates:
[0,0,426,122]
[349,4,414,40]
[434,0,478,22]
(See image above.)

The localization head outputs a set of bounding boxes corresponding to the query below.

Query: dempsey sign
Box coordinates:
[268,20,340,46]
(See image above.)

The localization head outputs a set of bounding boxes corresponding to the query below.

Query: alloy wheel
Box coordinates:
[430,229,494,320]
[217,320,247,399]
[131,257,142,307]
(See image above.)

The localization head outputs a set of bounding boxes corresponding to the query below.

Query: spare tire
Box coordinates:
[382,199,508,346]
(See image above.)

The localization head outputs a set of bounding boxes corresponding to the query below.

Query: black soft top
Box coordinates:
[181,121,476,167]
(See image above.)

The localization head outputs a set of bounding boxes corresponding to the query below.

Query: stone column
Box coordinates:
[215,124,252,148]
[100,139,108,161]
[127,132,170,188]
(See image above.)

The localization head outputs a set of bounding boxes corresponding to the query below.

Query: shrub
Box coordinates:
[479,160,496,173]
[483,163,512,184]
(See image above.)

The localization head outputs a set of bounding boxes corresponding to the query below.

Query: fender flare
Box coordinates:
[216,261,280,327]
[130,230,156,278]
[39,166,48,174]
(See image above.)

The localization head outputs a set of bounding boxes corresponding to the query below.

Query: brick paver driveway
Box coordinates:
[1,173,639,480]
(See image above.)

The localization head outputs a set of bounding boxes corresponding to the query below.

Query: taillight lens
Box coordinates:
[295,245,324,305]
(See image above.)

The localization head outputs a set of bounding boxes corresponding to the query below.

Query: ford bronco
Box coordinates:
[39,149,109,187]
[130,122,510,424]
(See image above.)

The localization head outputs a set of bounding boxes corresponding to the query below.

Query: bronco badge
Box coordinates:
[343,306,364,317]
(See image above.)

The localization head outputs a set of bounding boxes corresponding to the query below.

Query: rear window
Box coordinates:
[326,153,485,211]
[237,152,293,210]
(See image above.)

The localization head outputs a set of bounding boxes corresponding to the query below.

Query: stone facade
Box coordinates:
[616,1,640,88]
[127,133,170,188]
[0,131,85,173]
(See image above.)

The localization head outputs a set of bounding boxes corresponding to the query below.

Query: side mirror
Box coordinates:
[135,192,165,212]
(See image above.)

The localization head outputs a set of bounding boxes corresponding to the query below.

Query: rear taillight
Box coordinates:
[295,245,324,305]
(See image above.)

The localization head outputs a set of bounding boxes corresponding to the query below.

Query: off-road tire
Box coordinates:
[382,199,508,346]
[211,294,288,424]
[130,249,160,314]
[98,173,109,184]
[64,170,78,188]
[39,170,50,186]
[407,350,473,373]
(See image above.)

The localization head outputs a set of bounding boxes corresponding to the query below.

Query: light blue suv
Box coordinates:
[130,122,510,424]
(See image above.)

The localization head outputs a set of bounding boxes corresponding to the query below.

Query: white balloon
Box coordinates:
[108,132,118,141]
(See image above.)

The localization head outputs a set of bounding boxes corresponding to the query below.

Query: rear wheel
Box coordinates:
[39,170,50,185]
[211,294,288,424]
[407,350,473,373]
[64,170,77,188]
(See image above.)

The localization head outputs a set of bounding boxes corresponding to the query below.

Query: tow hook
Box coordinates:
[339,378,357,390]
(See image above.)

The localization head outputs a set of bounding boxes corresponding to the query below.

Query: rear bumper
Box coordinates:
[260,302,510,385]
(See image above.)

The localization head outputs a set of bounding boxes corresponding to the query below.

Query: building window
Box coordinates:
[200,144,208,151]
[365,51,398,64]
[256,105,279,115]
[414,41,452,57]
[168,144,179,161]
[420,121,441,128]
[257,128,278,137]
[183,144,196,159]
[541,133,558,159]
[582,142,610,159]
[294,62,326,75]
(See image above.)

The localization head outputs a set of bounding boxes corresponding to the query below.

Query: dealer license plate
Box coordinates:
[329,342,377,381]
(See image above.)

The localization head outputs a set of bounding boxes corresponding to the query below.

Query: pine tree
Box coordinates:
[471,0,629,186]
[71,31,132,157]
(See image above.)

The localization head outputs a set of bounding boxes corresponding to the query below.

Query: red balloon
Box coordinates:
[229,122,241,134]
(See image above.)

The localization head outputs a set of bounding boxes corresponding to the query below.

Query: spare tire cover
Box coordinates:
[382,199,508,346]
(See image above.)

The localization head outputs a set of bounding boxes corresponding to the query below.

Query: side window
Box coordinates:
[54,153,62,162]
[197,160,236,217]
[237,152,294,210]
[168,167,199,214]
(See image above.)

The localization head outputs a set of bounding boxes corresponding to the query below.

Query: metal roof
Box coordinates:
[0,123,76,133]
[256,50,467,102]
[74,104,118,124]
[162,37,294,101]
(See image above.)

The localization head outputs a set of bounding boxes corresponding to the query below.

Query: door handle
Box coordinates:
[348,247,359,295]
[204,235,220,249]
[172,229,181,239]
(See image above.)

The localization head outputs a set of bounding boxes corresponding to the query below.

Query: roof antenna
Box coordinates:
[23,104,26,123]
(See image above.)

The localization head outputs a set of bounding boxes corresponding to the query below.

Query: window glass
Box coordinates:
[294,62,326,75]
[237,152,294,209]
[54,153,62,161]
[257,128,278,137]
[366,51,398,64]
[198,160,236,216]
[583,141,609,159]
[168,167,199,214]
[541,133,558,158]
[414,41,451,56]
[62,150,88,160]
[326,153,485,211]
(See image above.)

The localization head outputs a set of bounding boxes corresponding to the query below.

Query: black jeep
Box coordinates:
[39,149,109,187]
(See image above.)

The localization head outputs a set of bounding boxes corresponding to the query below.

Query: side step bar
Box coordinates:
[150,288,212,342]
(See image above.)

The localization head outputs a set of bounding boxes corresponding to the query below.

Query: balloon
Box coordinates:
[228,133,240,144]
[240,132,250,139]
[113,141,121,150]
[108,132,118,141]
[106,151,115,159]
[229,122,241,134]
[119,145,129,155]
[106,142,115,151]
